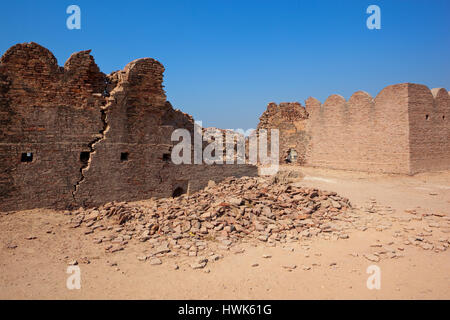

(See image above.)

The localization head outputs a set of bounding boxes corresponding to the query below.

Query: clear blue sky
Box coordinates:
[1,0,449,129]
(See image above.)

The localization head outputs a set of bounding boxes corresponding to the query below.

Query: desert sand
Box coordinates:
[1,166,449,300]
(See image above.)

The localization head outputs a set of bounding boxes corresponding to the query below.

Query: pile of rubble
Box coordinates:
[68,176,352,264]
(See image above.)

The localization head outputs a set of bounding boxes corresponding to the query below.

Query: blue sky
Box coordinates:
[1,0,449,129]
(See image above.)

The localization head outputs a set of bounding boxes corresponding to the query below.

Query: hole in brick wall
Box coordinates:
[163,153,171,162]
[21,152,33,163]
[426,114,429,120]
[285,149,298,163]
[80,152,90,164]
[172,187,184,198]
[121,152,129,162]
[443,115,446,120]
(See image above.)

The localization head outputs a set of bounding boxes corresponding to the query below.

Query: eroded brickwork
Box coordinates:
[0,42,257,212]
[0,43,106,210]
[257,102,309,165]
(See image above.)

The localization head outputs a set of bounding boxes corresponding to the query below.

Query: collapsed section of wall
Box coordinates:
[257,102,309,165]
[73,57,257,207]
[0,43,257,212]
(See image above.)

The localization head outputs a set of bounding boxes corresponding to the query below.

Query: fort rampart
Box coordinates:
[259,84,449,174]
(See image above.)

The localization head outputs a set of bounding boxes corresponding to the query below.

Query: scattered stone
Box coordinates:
[258,235,269,242]
[387,252,396,259]
[302,265,311,271]
[154,245,171,255]
[428,222,440,228]
[231,247,245,254]
[190,262,207,269]
[79,257,90,264]
[210,254,222,261]
[420,243,433,250]
[109,246,124,253]
[363,253,380,262]
[188,251,197,257]
[149,258,162,265]
[282,264,297,271]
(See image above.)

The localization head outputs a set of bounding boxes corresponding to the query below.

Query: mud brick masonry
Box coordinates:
[1,42,449,212]
[259,85,449,174]
[0,42,257,212]
[257,102,309,165]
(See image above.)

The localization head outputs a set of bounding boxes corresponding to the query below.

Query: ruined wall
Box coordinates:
[0,42,257,212]
[257,102,309,165]
[0,43,106,211]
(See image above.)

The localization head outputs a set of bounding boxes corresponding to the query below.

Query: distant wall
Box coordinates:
[0,43,106,210]
[305,84,411,173]
[258,83,450,175]
[408,85,450,173]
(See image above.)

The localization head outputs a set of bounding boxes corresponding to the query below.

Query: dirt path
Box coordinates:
[1,168,449,299]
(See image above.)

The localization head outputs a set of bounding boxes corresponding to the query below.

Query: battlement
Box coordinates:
[258,83,449,174]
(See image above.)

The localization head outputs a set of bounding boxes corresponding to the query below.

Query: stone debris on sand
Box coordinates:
[63,176,448,265]
[69,176,351,256]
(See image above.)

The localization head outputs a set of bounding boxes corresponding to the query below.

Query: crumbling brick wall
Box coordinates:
[257,102,309,165]
[0,43,106,210]
[0,42,257,212]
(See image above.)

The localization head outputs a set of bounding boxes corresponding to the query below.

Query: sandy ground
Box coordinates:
[1,166,449,300]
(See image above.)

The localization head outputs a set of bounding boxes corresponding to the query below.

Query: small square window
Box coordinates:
[163,153,171,162]
[80,152,90,163]
[121,152,129,162]
[21,152,33,163]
